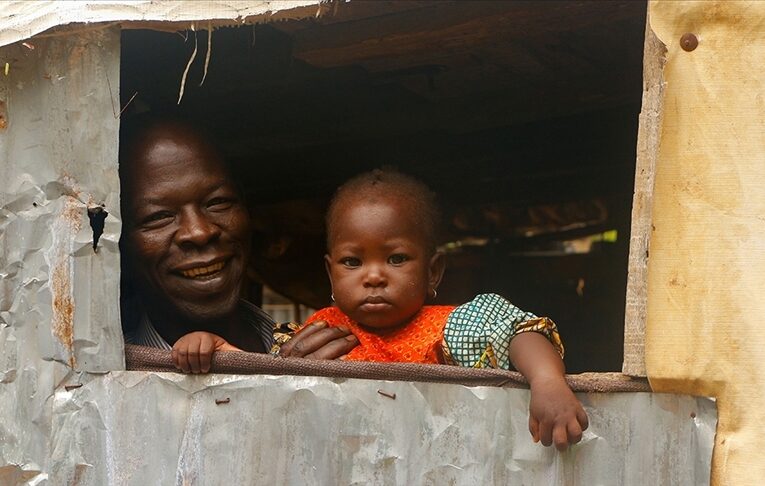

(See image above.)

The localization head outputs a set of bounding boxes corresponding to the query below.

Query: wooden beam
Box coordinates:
[621,11,666,377]
[291,1,644,68]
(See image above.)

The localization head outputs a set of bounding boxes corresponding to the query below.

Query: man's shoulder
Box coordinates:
[239,299,276,325]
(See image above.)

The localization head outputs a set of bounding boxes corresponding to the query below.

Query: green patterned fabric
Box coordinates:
[443,293,563,369]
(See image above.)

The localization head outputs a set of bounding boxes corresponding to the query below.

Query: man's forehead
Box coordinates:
[136,126,217,159]
[126,125,223,171]
[147,139,220,168]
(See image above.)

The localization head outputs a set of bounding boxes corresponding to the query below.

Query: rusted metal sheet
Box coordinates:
[0,27,123,372]
[0,26,122,483]
[48,372,715,485]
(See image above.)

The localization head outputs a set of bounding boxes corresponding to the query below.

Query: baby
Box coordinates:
[280,168,588,450]
[171,168,588,450]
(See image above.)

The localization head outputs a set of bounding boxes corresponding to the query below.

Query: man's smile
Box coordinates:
[179,261,225,279]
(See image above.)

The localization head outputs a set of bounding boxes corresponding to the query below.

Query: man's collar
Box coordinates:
[126,299,276,351]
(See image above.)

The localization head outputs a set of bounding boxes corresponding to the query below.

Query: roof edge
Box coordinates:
[0,1,326,48]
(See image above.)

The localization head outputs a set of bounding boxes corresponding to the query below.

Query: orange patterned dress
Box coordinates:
[298,294,564,368]
[305,306,455,363]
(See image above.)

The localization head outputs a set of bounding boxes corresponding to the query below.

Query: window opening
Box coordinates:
[120,0,647,372]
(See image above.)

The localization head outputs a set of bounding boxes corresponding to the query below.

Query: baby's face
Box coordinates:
[325,198,436,330]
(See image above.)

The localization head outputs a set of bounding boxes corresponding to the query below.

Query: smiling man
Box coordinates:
[120,118,359,372]
[120,119,277,372]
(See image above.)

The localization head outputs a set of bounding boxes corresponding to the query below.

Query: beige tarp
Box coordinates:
[646,1,765,485]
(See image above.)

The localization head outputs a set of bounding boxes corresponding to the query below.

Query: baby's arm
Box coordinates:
[443,293,588,450]
[509,332,588,451]
[171,331,241,373]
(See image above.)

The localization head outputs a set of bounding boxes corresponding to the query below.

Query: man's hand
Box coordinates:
[278,321,359,359]
[528,375,589,451]
[172,331,241,374]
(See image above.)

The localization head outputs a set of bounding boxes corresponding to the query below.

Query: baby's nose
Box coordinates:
[363,265,387,286]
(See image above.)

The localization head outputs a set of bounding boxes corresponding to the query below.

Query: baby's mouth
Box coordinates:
[364,295,387,304]
[180,261,225,279]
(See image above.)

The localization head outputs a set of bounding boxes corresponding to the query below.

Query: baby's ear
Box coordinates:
[324,254,333,284]
[428,251,446,290]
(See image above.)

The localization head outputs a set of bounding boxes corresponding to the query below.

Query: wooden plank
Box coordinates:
[291,1,644,68]
[621,11,666,377]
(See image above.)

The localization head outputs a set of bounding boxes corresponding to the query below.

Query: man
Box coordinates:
[120,118,356,372]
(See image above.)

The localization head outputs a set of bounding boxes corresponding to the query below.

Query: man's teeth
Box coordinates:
[181,262,224,278]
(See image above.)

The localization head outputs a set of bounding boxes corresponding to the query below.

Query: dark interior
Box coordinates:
[120,0,647,372]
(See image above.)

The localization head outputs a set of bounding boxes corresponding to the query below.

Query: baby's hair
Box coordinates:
[326,168,442,253]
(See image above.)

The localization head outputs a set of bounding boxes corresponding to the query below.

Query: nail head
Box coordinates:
[680,33,698,52]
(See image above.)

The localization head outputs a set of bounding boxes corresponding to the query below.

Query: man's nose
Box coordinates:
[175,207,221,247]
[363,263,387,287]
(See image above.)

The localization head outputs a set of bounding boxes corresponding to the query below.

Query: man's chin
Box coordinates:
[173,297,241,325]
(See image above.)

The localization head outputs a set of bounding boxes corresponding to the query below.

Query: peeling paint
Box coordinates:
[0,465,45,484]
[0,100,6,130]
[50,194,81,368]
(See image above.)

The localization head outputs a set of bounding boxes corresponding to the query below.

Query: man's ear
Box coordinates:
[428,251,446,292]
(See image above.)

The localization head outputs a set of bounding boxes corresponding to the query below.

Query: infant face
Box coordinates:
[325,198,433,330]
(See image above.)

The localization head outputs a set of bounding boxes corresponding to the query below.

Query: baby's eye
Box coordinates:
[340,257,361,268]
[388,254,409,265]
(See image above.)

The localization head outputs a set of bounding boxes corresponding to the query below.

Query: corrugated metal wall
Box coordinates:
[0,27,123,484]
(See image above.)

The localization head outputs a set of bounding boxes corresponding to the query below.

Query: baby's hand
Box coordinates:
[528,376,589,451]
[171,331,241,374]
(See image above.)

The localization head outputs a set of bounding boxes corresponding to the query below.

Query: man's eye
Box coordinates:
[388,254,409,265]
[340,257,361,268]
[207,197,234,211]
[141,211,174,227]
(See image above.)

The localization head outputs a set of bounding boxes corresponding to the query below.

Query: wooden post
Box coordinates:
[622,10,667,377]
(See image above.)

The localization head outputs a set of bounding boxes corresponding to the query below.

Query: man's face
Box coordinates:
[123,130,250,323]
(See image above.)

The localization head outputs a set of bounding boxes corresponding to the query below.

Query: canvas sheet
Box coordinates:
[646,1,765,484]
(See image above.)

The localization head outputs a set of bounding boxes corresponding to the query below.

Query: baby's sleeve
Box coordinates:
[442,293,564,369]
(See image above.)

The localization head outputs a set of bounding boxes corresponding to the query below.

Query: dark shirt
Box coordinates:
[124,299,276,351]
